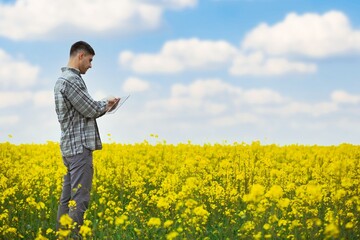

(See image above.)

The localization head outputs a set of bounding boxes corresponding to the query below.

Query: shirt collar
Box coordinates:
[61,67,81,76]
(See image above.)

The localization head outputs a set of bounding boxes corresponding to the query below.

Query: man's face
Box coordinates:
[79,52,93,74]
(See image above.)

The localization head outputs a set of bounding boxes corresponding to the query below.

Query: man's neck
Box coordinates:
[67,58,80,71]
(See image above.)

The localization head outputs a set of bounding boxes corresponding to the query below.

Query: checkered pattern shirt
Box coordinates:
[54,67,107,157]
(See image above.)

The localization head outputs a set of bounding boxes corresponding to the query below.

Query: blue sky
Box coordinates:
[0,0,359,145]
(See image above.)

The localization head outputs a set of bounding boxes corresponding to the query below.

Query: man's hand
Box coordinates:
[106,96,120,112]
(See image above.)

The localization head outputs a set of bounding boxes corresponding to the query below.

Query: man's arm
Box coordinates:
[65,80,108,118]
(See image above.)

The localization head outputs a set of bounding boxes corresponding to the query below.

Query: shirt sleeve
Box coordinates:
[64,79,107,118]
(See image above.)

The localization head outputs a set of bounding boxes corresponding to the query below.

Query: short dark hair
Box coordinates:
[70,41,95,57]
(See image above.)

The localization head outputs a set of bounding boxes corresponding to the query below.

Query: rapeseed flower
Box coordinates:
[147,217,161,227]
[193,205,209,217]
[59,214,73,229]
[1,142,359,239]
[345,222,354,229]
[243,184,265,202]
[263,223,271,230]
[265,185,283,200]
[166,231,179,240]
[277,198,290,209]
[324,223,339,239]
[79,225,92,238]
[115,214,128,226]
[164,220,174,228]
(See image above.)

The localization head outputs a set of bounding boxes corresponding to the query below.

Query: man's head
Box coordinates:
[69,41,95,74]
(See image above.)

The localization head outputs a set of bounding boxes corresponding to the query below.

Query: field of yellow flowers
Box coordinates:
[0,138,359,239]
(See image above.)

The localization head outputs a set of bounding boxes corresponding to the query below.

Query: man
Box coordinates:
[54,41,118,230]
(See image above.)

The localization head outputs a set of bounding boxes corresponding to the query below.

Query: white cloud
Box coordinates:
[119,51,183,73]
[242,88,285,104]
[0,115,20,126]
[171,78,241,98]
[146,78,290,119]
[0,91,33,108]
[230,52,316,76]
[242,11,360,57]
[119,38,238,73]
[122,77,150,93]
[0,90,56,109]
[209,113,260,126]
[0,49,39,88]
[148,0,197,9]
[146,79,238,115]
[331,90,360,104]
[33,90,54,107]
[120,38,317,76]
[256,101,339,117]
[152,80,343,118]
[120,10,356,77]
[141,78,352,140]
[0,0,197,40]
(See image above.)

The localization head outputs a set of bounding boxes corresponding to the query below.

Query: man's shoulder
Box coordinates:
[56,67,86,93]
[54,78,66,95]
[60,67,81,80]
[56,70,81,87]
[55,71,74,92]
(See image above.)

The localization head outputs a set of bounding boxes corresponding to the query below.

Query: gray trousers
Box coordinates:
[57,148,93,229]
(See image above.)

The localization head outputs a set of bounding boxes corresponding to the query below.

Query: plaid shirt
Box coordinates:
[54,67,107,157]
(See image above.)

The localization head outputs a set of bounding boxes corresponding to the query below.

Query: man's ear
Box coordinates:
[78,51,85,60]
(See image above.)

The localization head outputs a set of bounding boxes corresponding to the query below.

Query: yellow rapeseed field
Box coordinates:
[0,137,359,239]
